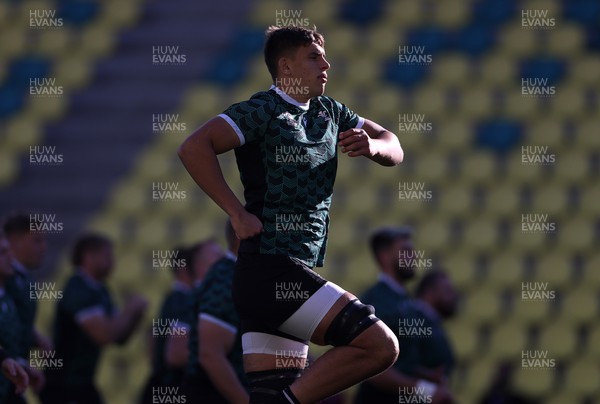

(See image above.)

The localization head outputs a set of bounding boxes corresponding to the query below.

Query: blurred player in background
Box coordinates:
[179,25,403,404]
[41,234,148,404]
[355,227,454,404]
[182,220,247,403]
[157,239,226,378]
[411,270,457,386]
[0,231,29,402]
[3,212,50,402]
[140,246,194,404]
[0,346,29,400]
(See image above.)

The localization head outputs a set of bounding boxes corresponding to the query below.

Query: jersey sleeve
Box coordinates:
[197,265,238,334]
[332,99,364,132]
[63,282,107,323]
[218,96,274,146]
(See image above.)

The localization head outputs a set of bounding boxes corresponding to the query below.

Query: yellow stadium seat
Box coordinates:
[460,152,496,185]
[413,219,451,252]
[5,115,43,153]
[506,150,544,185]
[581,253,600,288]
[0,150,18,187]
[445,320,479,361]
[462,218,498,253]
[558,218,595,253]
[435,118,472,151]
[100,0,142,28]
[488,320,528,361]
[571,55,600,86]
[563,359,600,397]
[503,86,542,119]
[0,27,28,60]
[36,27,73,57]
[28,95,69,121]
[54,57,92,89]
[558,288,598,326]
[487,252,524,289]
[524,118,565,148]
[547,24,585,56]
[587,325,600,360]
[512,364,555,397]
[535,252,572,288]
[432,54,471,87]
[498,23,538,57]
[512,298,552,326]
[444,253,479,291]
[549,85,588,119]
[531,184,568,217]
[538,322,577,360]
[486,182,520,217]
[509,222,546,253]
[462,357,496,401]
[386,0,424,28]
[462,287,502,325]
[437,184,473,219]
[414,150,449,185]
[480,53,517,87]
[414,85,446,119]
[457,86,495,119]
[553,150,590,185]
[432,0,471,28]
[577,118,600,150]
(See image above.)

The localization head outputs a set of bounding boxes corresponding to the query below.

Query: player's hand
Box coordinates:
[26,365,45,393]
[231,210,263,239]
[1,358,29,394]
[338,128,376,158]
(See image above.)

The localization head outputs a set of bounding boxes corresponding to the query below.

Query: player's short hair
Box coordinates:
[3,212,34,236]
[72,234,112,267]
[369,226,413,261]
[264,25,325,80]
[415,269,447,297]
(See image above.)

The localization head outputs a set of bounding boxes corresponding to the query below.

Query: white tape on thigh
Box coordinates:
[278,281,346,341]
[242,332,309,357]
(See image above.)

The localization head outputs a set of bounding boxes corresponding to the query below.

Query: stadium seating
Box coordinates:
[1,0,597,402]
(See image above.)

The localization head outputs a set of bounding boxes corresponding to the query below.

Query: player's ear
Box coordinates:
[278,57,291,76]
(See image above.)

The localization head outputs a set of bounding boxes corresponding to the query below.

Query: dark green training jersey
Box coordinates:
[0,288,22,401]
[49,272,114,387]
[150,283,194,386]
[220,86,363,267]
[186,255,246,393]
[6,263,37,359]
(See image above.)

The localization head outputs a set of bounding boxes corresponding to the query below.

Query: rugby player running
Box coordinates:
[179,26,404,404]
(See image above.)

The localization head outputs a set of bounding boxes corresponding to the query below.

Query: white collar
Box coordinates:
[270,85,310,110]
[225,250,238,262]
[378,273,406,296]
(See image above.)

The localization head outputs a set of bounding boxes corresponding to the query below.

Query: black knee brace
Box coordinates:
[324,299,379,346]
[247,368,303,404]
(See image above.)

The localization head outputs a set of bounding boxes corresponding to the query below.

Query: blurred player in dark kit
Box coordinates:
[179,25,403,404]
[182,220,247,403]
[3,212,50,403]
[139,246,194,404]
[0,231,29,402]
[41,234,147,404]
[355,228,454,404]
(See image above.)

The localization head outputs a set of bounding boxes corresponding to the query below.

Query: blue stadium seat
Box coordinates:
[519,57,567,86]
[475,119,523,153]
[338,0,384,27]
[58,0,100,26]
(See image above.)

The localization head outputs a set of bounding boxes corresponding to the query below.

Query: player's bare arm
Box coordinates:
[177,118,263,240]
[338,119,403,166]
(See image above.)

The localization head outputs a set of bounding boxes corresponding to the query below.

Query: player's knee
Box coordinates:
[323,299,379,347]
